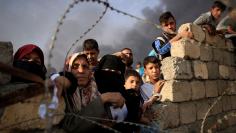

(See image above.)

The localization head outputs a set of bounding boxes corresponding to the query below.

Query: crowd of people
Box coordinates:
[9,1,236,133]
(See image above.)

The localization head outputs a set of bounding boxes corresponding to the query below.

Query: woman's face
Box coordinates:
[71,57,91,87]
[21,51,42,65]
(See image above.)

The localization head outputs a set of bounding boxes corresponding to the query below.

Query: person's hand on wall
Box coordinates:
[202,24,216,35]
[153,80,165,93]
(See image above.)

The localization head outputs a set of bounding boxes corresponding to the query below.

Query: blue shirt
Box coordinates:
[148,49,157,57]
[154,40,171,55]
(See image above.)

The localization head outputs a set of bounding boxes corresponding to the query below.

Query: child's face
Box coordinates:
[211,7,223,20]
[144,63,160,81]
[161,17,176,34]
[124,76,141,91]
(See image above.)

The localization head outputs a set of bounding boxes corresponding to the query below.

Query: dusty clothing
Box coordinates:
[58,72,108,133]
[58,53,110,133]
[194,11,218,27]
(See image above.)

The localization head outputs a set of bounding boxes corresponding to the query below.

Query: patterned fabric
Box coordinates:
[65,52,100,112]
[70,79,100,112]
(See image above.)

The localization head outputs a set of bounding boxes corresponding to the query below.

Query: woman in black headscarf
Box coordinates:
[12,44,47,82]
[94,54,141,132]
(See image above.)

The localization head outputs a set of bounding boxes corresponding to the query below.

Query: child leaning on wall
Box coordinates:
[194,0,226,35]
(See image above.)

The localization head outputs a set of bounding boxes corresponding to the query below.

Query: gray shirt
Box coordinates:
[194,11,218,27]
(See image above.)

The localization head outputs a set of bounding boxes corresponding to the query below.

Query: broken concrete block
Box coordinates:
[161,57,193,80]
[160,80,191,102]
[171,39,200,59]
[0,42,13,85]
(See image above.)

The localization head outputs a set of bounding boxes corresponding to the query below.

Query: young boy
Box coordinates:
[124,69,153,132]
[194,1,226,35]
[152,11,193,60]
[140,56,165,111]
[124,69,143,123]
[82,39,100,70]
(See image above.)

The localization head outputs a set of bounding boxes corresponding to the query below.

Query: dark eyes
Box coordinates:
[21,58,41,65]
[72,64,89,70]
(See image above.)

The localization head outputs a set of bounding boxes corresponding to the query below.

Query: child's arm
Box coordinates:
[193,14,208,25]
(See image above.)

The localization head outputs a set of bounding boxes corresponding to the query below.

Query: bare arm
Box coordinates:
[169,29,193,44]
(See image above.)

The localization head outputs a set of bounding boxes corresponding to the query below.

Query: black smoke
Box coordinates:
[115,0,214,65]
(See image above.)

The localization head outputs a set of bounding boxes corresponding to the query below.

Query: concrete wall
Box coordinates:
[0,42,13,85]
[154,23,236,133]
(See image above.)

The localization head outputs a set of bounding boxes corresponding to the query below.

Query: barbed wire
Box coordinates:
[2,0,235,132]
[0,112,159,133]
[47,0,161,72]
[44,0,162,131]
[200,86,230,133]
[64,0,109,62]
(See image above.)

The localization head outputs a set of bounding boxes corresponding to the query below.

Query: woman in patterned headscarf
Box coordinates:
[52,53,125,133]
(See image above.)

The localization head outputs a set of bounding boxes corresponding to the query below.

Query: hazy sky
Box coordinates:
[0,0,233,70]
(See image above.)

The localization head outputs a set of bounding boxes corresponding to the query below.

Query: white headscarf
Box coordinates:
[68,52,84,72]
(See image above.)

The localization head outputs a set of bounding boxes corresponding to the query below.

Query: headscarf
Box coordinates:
[14,44,45,65]
[64,52,99,112]
[64,52,85,72]
[12,44,47,80]
[94,54,126,95]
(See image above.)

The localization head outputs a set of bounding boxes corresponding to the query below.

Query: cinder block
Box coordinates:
[166,125,189,133]
[178,23,205,42]
[200,45,213,61]
[229,52,236,66]
[153,102,179,129]
[214,35,227,49]
[217,80,229,95]
[219,65,229,79]
[179,102,196,124]
[161,57,193,80]
[0,42,13,85]
[187,120,201,133]
[196,100,210,120]
[193,60,208,79]
[204,31,226,48]
[226,39,234,52]
[205,31,215,45]
[191,81,205,100]
[206,62,219,79]
[205,80,218,97]
[228,81,236,95]
[213,48,225,65]
[160,80,191,102]
[222,96,232,112]
[0,94,65,129]
[227,110,236,126]
[231,96,236,109]
[171,39,200,59]
[223,51,233,66]
[209,98,223,115]
[228,67,236,80]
